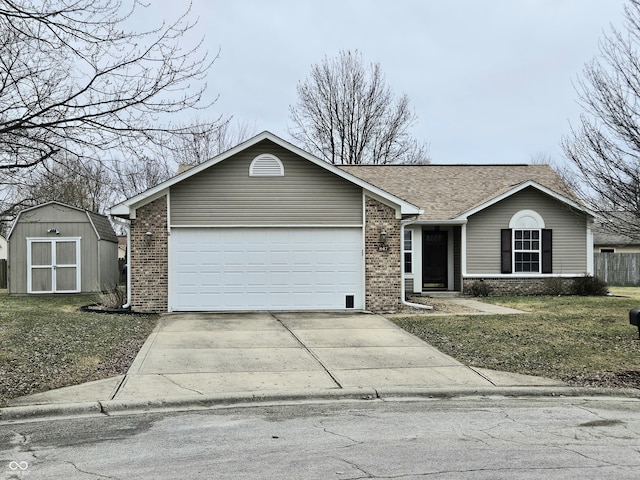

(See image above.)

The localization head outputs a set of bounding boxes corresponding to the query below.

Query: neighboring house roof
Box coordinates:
[592,219,639,246]
[8,201,117,243]
[593,231,637,246]
[110,131,423,218]
[340,164,587,221]
[590,212,640,246]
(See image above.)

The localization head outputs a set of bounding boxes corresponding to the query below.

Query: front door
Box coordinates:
[27,238,81,293]
[422,231,448,289]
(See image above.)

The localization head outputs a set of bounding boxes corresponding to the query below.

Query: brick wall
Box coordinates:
[463,277,578,296]
[128,194,404,313]
[365,197,402,312]
[130,196,168,312]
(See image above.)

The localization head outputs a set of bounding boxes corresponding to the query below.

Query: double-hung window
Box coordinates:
[513,229,540,273]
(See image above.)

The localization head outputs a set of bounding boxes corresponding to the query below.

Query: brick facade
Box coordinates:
[463,276,578,296]
[130,196,168,312]
[127,195,407,314]
[364,197,403,312]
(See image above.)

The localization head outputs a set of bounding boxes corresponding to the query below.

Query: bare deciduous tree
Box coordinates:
[110,151,175,201]
[22,156,115,212]
[167,118,257,168]
[288,50,430,165]
[562,0,640,238]
[108,118,257,202]
[0,0,217,215]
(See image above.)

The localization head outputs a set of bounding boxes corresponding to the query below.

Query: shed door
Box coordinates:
[170,227,363,311]
[27,238,81,293]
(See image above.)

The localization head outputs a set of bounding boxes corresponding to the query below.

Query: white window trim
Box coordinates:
[404,229,413,274]
[512,228,542,274]
[27,237,81,294]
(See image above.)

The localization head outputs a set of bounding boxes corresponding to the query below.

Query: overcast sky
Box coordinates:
[170,0,628,164]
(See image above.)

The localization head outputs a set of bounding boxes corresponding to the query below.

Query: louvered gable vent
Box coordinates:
[249,154,284,176]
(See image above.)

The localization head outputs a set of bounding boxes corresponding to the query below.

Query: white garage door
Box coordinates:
[170,228,363,311]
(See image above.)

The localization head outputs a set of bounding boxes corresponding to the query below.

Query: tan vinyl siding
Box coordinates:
[18,204,87,224]
[98,239,120,290]
[466,187,588,275]
[170,140,363,226]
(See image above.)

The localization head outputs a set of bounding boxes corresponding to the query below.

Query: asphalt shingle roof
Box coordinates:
[339,164,578,220]
[87,211,118,243]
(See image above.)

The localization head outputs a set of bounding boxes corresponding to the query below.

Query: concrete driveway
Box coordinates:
[7,310,565,409]
[111,311,558,401]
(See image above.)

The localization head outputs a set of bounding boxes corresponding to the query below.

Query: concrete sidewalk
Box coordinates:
[5,309,564,413]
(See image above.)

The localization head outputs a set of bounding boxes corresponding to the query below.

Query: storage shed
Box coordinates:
[7,202,119,294]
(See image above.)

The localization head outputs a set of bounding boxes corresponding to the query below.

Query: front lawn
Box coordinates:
[0,291,158,407]
[392,287,640,388]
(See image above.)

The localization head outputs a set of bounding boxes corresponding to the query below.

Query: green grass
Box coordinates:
[392,287,640,387]
[0,291,158,406]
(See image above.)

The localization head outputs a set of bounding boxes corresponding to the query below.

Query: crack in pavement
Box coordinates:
[159,374,203,395]
[67,460,122,479]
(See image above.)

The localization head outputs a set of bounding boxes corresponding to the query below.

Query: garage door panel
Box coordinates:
[170,228,363,311]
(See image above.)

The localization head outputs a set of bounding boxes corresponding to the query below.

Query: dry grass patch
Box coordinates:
[0,291,158,406]
[391,288,640,388]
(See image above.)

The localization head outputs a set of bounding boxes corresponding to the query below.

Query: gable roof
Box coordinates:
[8,201,117,243]
[110,131,423,218]
[340,164,589,221]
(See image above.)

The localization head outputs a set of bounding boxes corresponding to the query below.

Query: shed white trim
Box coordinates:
[26,237,81,294]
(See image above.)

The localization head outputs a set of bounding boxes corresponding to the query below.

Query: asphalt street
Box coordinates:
[2,396,640,479]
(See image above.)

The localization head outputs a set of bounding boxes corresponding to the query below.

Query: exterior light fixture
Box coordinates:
[47,228,59,235]
[145,231,153,237]
[379,227,387,244]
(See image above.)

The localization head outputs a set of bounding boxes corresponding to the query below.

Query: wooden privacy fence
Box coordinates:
[594,253,640,286]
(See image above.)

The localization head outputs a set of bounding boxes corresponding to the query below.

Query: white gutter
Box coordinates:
[110,216,131,309]
[400,219,433,311]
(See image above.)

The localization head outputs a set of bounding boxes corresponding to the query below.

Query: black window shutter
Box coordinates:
[501,229,512,273]
[542,229,552,273]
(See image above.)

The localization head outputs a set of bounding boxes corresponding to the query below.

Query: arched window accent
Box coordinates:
[249,154,284,177]
[508,209,545,229]
[501,210,552,274]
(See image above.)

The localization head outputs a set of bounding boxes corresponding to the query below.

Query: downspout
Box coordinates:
[400,219,433,311]
[110,216,131,309]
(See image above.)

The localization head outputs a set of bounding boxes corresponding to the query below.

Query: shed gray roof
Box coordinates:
[339,164,579,221]
[87,211,118,243]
